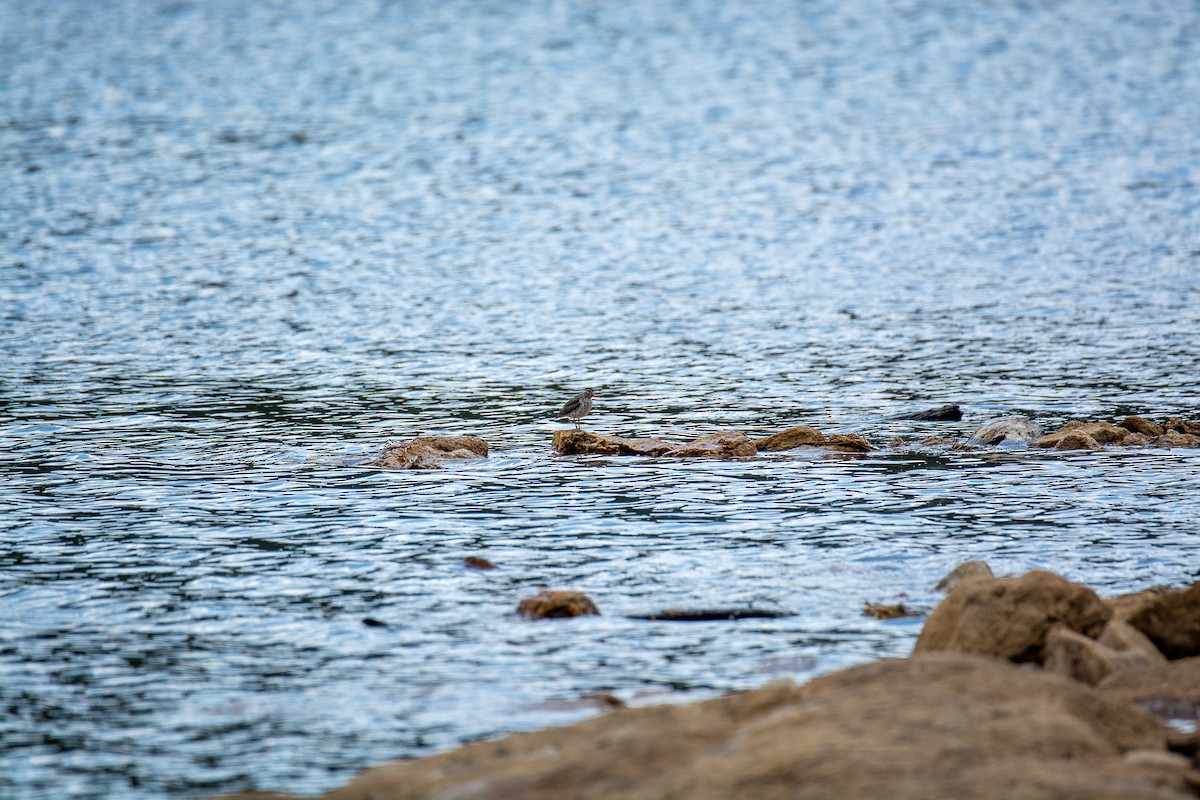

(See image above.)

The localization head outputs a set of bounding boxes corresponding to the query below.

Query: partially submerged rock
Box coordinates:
[517,590,599,620]
[913,569,1111,663]
[890,403,964,421]
[554,426,874,458]
[1055,430,1104,451]
[753,425,826,451]
[1123,581,1200,659]
[968,416,1044,446]
[552,430,755,458]
[294,654,1180,800]
[661,431,756,458]
[370,436,488,469]
[1119,415,1165,437]
[463,556,497,570]
[824,432,874,452]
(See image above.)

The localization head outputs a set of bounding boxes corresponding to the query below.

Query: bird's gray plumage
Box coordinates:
[557,388,594,429]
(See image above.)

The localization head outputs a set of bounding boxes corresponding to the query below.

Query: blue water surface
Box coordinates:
[2,1,1199,797]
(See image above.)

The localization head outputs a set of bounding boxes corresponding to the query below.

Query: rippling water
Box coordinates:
[3,1,1200,797]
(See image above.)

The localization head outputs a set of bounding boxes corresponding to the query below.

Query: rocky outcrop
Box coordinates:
[968,416,1044,445]
[913,570,1111,663]
[753,425,827,451]
[1044,625,1166,686]
[516,590,599,620]
[553,426,877,457]
[1119,416,1164,437]
[661,431,756,458]
[1122,582,1200,659]
[551,430,677,456]
[258,654,1185,800]
[1031,418,1200,450]
[1099,657,1200,718]
[370,436,488,469]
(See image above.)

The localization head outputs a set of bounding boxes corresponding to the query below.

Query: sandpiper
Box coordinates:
[557,388,594,429]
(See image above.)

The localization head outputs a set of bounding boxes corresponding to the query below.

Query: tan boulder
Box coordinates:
[913,570,1111,663]
[552,430,675,456]
[1165,418,1200,436]
[1153,430,1200,448]
[1099,620,1168,663]
[1106,587,1172,622]
[662,431,756,458]
[517,590,599,620]
[370,436,488,469]
[824,432,874,452]
[1056,430,1104,450]
[1043,625,1165,686]
[1119,431,1152,446]
[299,654,1179,800]
[753,425,826,451]
[1100,656,1200,718]
[1119,416,1164,437]
[1124,582,1200,659]
[1034,422,1125,448]
[553,430,757,458]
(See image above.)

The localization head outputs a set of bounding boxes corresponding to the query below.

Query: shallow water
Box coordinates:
[3,0,1200,797]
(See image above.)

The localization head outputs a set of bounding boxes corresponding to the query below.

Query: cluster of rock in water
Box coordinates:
[264,409,1200,799]
[231,568,1200,800]
[367,408,1200,469]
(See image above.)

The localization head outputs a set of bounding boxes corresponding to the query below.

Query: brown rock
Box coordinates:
[552,430,675,456]
[1125,582,1200,659]
[1165,418,1200,436]
[1107,587,1172,623]
[919,435,958,446]
[913,570,1111,663]
[1100,656,1200,719]
[370,436,488,469]
[1044,625,1164,686]
[552,430,756,458]
[753,425,826,451]
[1035,422,1125,448]
[935,560,995,592]
[1099,620,1168,663]
[463,556,497,570]
[662,431,756,458]
[1153,430,1200,448]
[517,590,599,620]
[1119,431,1152,446]
[1119,416,1165,437]
[307,654,1177,800]
[1055,430,1104,451]
[824,432,874,452]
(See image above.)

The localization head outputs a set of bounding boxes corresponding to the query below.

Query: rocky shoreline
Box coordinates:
[221,570,1200,800]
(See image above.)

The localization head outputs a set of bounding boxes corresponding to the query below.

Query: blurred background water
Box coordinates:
[2,0,1199,797]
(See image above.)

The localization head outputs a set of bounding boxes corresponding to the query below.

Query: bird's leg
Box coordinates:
[574,421,581,430]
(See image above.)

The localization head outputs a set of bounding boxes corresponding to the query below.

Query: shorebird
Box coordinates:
[557,388,594,429]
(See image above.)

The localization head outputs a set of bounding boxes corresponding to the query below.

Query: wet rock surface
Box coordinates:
[370,436,489,469]
[968,416,1044,446]
[554,427,874,458]
[913,569,1111,663]
[243,654,1186,800]
[516,590,600,620]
